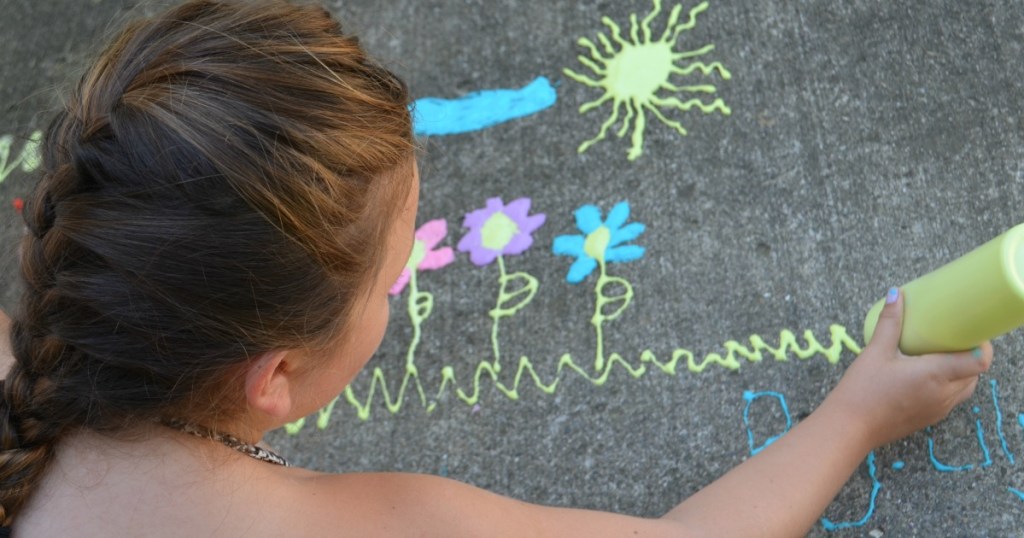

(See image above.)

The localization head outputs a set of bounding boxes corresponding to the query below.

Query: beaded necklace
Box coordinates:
[163,418,288,466]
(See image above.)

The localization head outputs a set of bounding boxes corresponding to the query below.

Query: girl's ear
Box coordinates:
[244,350,295,421]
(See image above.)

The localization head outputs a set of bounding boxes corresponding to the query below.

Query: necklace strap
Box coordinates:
[163,418,288,466]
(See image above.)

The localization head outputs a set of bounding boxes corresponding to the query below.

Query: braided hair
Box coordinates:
[0,0,414,524]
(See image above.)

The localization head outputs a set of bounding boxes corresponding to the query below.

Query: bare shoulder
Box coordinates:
[287,470,687,538]
[17,435,688,538]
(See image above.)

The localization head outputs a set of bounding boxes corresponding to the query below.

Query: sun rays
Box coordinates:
[563,0,731,160]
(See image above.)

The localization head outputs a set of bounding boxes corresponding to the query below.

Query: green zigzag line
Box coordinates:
[285,324,861,432]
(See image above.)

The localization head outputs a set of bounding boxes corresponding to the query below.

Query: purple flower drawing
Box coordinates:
[457,197,546,266]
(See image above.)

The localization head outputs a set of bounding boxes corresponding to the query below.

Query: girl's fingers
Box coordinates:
[931,342,993,381]
[950,374,981,408]
[869,287,904,349]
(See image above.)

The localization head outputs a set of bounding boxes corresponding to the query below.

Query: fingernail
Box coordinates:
[972,347,983,358]
[885,287,899,304]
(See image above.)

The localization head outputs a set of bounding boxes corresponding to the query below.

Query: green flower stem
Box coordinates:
[489,255,539,374]
[591,260,634,372]
[338,270,435,421]
[404,269,431,405]
[490,256,508,373]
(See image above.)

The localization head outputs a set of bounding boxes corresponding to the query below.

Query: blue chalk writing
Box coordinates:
[742,390,792,456]
[411,77,557,136]
[972,407,993,468]
[975,419,993,468]
[927,403,1001,473]
[821,451,881,532]
[739,377,1020,530]
[990,380,1014,464]
[927,425,974,472]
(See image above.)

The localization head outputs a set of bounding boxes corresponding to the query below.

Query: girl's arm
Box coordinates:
[315,289,990,537]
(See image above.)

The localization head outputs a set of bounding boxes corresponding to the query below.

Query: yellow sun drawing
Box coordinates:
[563,0,731,161]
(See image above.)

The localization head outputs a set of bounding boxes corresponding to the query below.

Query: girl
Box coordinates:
[0,1,991,536]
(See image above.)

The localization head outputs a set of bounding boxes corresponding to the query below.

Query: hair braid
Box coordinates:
[0,159,91,524]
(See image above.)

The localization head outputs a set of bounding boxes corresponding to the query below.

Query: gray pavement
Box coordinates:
[2,0,1024,535]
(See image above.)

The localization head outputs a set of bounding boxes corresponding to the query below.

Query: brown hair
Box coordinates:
[0,0,414,524]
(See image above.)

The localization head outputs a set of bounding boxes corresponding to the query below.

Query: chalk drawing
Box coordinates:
[739,379,1024,529]
[457,197,546,374]
[1011,487,1024,502]
[0,130,42,184]
[563,0,731,160]
[927,427,977,472]
[287,326,859,425]
[925,380,1019,473]
[930,436,972,471]
[553,201,645,371]
[742,390,792,456]
[990,379,1015,464]
[411,77,557,136]
[284,197,859,427]
[291,311,856,425]
[974,406,994,468]
[820,451,882,532]
[391,219,456,296]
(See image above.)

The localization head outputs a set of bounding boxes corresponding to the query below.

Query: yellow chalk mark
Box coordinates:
[563,1,731,160]
[0,130,43,184]
[289,324,860,429]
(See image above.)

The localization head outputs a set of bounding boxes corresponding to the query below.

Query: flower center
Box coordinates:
[480,212,519,251]
[583,226,611,262]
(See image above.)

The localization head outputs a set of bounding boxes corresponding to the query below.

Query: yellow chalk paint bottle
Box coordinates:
[864,222,1024,354]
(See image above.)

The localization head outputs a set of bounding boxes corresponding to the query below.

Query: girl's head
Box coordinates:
[0,0,416,524]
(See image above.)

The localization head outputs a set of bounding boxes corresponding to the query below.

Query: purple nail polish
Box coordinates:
[886,287,899,304]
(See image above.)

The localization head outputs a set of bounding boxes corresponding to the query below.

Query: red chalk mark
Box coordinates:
[12,197,23,213]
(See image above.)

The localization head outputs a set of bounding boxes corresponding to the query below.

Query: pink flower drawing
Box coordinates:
[389,218,455,295]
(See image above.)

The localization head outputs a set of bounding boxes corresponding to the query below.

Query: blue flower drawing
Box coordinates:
[552,201,645,283]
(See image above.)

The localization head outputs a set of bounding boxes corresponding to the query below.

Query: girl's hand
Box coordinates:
[823,287,993,449]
